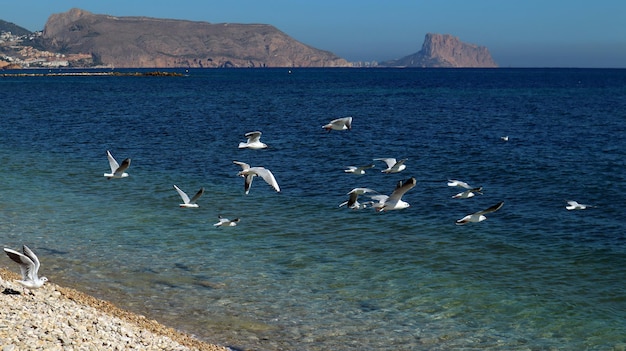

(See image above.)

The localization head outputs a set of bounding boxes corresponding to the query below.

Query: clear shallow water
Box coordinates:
[1,68,625,350]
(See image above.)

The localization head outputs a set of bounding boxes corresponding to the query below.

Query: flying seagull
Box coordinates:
[344,164,375,175]
[452,187,484,199]
[104,150,131,179]
[456,201,504,225]
[339,187,377,209]
[213,215,240,227]
[447,179,473,189]
[233,161,281,195]
[3,245,48,294]
[565,200,595,210]
[173,184,205,208]
[238,131,268,149]
[374,158,407,173]
[372,177,417,212]
[322,116,352,132]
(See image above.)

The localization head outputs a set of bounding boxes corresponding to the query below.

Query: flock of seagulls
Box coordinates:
[2,117,597,294]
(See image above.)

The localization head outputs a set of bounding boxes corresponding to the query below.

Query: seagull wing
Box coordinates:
[233,160,250,171]
[4,247,36,281]
[476,201,504,215]
[106,150,119,173]
[374,158,396,168]
[250,167,280,192]
[173,185,191,204]
[357,164,375,171]
[22,245,41,279]
[448,179,472,189]
[189,187,205,204]
[115,158,131,175]
[245,131,262,143]
[388,177,417,202]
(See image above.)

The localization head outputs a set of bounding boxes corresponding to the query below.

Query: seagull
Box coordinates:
[238,131,268,149]
[322,116,352,132]
[447,179,473,189]
[374,158,407,173]
[3,245,48,294]
[233,161,281,195]
[173,184,205,208]
[372,177,416,212]
[501,136,509,141]
[339,187,377,209]
[344,164,375,175]
[566,200,595,210]
[104,150,131,179]
[452,187,483,199]
[456,201,504,225]
[213,215,240,227]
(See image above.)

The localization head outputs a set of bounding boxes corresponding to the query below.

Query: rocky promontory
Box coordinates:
[38,8,350,68]
[382,33,497,68]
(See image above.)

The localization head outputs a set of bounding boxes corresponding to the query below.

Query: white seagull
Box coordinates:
[213,215,240,227]
[322,116,352,132]
[501,136,509,141]
[374,158,407,173]
[447,179,473,189]
[173,184,205,208]
[238,131,268,149]
[104,150,131,179]
[452,187,484,199]
[344,164,375,175]
[339,187,377,209]
[456,201,504,225]
[3,245,48,294]
[233,161,281,195]
[566,200,595,210]
[372,177,416,212]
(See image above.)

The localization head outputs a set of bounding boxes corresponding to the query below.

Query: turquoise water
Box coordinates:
[1,68,625,350]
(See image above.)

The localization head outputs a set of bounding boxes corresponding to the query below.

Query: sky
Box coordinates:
[2,0,626,67]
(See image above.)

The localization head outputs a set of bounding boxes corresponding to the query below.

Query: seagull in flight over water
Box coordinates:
[238,131,268,149]
[173,184,205,208]
[452,187,484,199]
[371,177,417,212]
[344,164,375,175]
[104,150,131,179]
[233,161,281,195]
[565,200,595,210]
[213,215,240,227]
[3,245,48,294]
[339,187,377,209]
[456,201,504,225]
[374,158,407,174]
[322,117,352,132]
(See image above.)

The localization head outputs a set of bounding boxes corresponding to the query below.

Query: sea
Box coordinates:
[1,68,625,351]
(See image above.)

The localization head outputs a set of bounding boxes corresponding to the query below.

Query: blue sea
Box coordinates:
[1,68,625,351]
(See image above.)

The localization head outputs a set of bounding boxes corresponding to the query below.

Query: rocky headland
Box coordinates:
[381,33,497,68]
[37,8,350,68]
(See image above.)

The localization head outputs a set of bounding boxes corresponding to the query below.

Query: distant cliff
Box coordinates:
[382,33,497,68]
[38,8,350,68]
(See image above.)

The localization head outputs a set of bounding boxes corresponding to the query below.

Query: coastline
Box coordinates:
[0,268,229,351]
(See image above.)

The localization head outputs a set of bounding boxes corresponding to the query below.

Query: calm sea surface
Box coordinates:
[1,68,625,350]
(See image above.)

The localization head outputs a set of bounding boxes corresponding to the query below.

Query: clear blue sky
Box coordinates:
[3,0,626,67]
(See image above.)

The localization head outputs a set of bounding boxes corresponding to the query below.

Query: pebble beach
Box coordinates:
[0,268,229,351]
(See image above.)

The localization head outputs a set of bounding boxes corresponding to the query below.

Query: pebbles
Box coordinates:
[0,268,228,351]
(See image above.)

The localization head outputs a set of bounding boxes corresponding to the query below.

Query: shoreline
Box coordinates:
[0,267,229,351]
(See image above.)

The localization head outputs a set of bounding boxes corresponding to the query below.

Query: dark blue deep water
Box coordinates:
[1,68,625,350]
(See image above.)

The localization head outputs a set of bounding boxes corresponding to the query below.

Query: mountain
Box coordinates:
[0,20,32,36]
[382,33,497,68]
[37,8,350,68]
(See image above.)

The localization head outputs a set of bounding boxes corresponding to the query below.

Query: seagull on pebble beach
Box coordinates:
[3,245,48,294]
[456,201,504,225]
[104,150,131,179]
[344,164,375,175]
[233,161,281,195]
[173,185,205,208]
[565,200,595,210]
[374,158,407,174]
[238,131,268,149]
[322,116,352,131]
[372,177,416,212]
[213,215,240,227]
